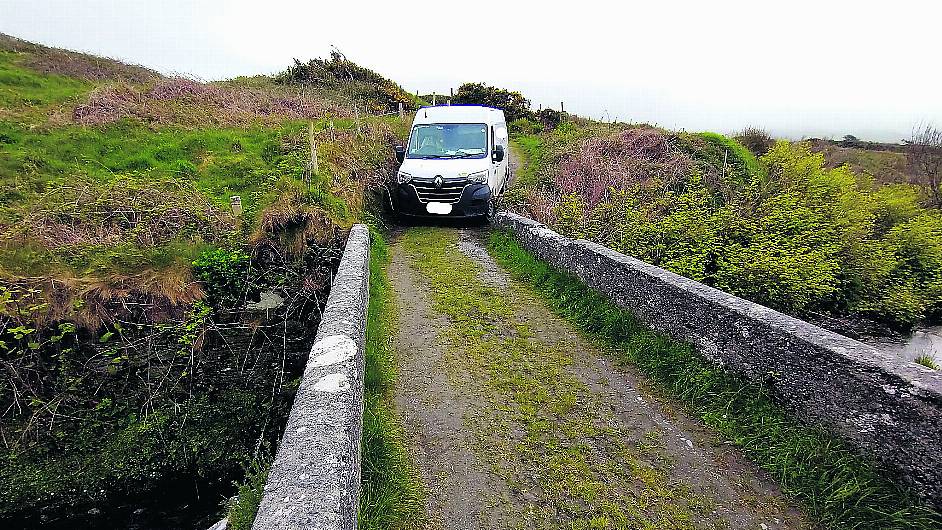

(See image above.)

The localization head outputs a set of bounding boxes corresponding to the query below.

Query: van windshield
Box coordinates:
[407,123,487,159]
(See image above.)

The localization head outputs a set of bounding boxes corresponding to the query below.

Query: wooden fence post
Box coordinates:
[306,121,317,192]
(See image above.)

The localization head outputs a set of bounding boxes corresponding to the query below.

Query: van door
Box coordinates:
[492,123,509,195]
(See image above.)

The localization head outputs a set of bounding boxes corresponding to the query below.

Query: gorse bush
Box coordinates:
[509,117,543,136]
[276,50,419,113]
[523,125,942,329]
[451,82,533,122]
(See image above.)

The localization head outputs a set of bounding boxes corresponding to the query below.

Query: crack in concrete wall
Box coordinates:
[253,224,370,530]
[494,212,942,507]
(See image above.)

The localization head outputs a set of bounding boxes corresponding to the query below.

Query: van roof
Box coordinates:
[413,105,506,125]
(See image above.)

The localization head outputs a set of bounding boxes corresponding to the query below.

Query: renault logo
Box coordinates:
[433,175,444,189]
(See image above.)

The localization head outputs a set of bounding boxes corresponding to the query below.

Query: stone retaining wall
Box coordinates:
[494,212,942,506]
[253,224,370,530]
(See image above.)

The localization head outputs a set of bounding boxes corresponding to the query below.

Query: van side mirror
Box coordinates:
[394,145,405,164]
[492,144,505,163]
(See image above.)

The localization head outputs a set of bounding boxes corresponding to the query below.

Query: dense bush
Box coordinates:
[509,117,543,135]
[276,50,418,113]
[536,108,562,129]
[451,82,533,122]
[524,126,942,329]
[192,248,252,307]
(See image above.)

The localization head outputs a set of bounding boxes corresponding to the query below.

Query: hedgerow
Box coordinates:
[517,124,942,330]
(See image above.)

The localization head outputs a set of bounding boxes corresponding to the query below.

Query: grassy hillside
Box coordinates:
[0,34,408,527]
[509,119,942,333]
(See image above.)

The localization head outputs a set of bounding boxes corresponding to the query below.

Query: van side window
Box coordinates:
[495,125,508,147]
[490,126,495,150]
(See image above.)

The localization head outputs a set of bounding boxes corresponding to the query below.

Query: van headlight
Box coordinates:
[467,170,488,183]
[397,171,412,184]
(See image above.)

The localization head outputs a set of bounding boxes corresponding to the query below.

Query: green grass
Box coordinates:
[359,230,425,529]
[506,135,544,206]
[0,51,90,116]
[486,229,941,529]
[0,118,306,211]
[0,117,356,278]
[511,135,544,184]
[697,131,763,181]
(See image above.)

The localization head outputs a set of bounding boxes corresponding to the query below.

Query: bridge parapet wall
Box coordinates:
[253,224,370,530]
[495,212,942,506]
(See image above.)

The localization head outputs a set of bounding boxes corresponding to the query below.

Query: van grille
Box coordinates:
[410,177,468,204]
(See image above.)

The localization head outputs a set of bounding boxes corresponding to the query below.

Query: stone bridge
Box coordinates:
[249,214,941,529]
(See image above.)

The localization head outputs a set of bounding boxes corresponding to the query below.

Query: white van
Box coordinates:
[390,105,510,219]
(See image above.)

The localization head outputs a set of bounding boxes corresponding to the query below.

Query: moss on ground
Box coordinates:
[485,229,942,530]
[399,227,731,529]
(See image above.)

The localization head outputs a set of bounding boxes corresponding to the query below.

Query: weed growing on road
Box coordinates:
[487,229,942,529]
[359,230,425,529]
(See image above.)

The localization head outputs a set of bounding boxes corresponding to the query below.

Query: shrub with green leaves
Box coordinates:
[192,248,252,307]
[521,125,942,329]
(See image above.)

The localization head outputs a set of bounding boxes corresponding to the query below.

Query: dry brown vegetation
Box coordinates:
[527,127,695,224]
[73,77,352,127]
[6,176,231,250]
[907,124,942,206]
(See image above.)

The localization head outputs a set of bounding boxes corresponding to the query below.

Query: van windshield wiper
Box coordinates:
[410,151,482,159]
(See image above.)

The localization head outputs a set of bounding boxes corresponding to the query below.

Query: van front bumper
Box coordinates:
[392,182,492,218]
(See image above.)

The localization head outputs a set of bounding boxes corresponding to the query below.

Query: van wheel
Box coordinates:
[484,198,497,222]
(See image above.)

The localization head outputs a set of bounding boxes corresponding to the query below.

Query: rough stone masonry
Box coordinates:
[494,212,942,507]
[253,224,370,530]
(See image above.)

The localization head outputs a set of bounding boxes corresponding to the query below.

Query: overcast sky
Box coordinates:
[2,0,940,142]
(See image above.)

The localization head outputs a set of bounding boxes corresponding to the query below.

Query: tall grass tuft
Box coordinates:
[487,229,942,529]
[914,353,939,370]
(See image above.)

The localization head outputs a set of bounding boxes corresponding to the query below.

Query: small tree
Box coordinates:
[906,124,942,206]
[452,82,533,122]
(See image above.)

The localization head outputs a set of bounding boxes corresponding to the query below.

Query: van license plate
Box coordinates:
[426,202,452,215]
